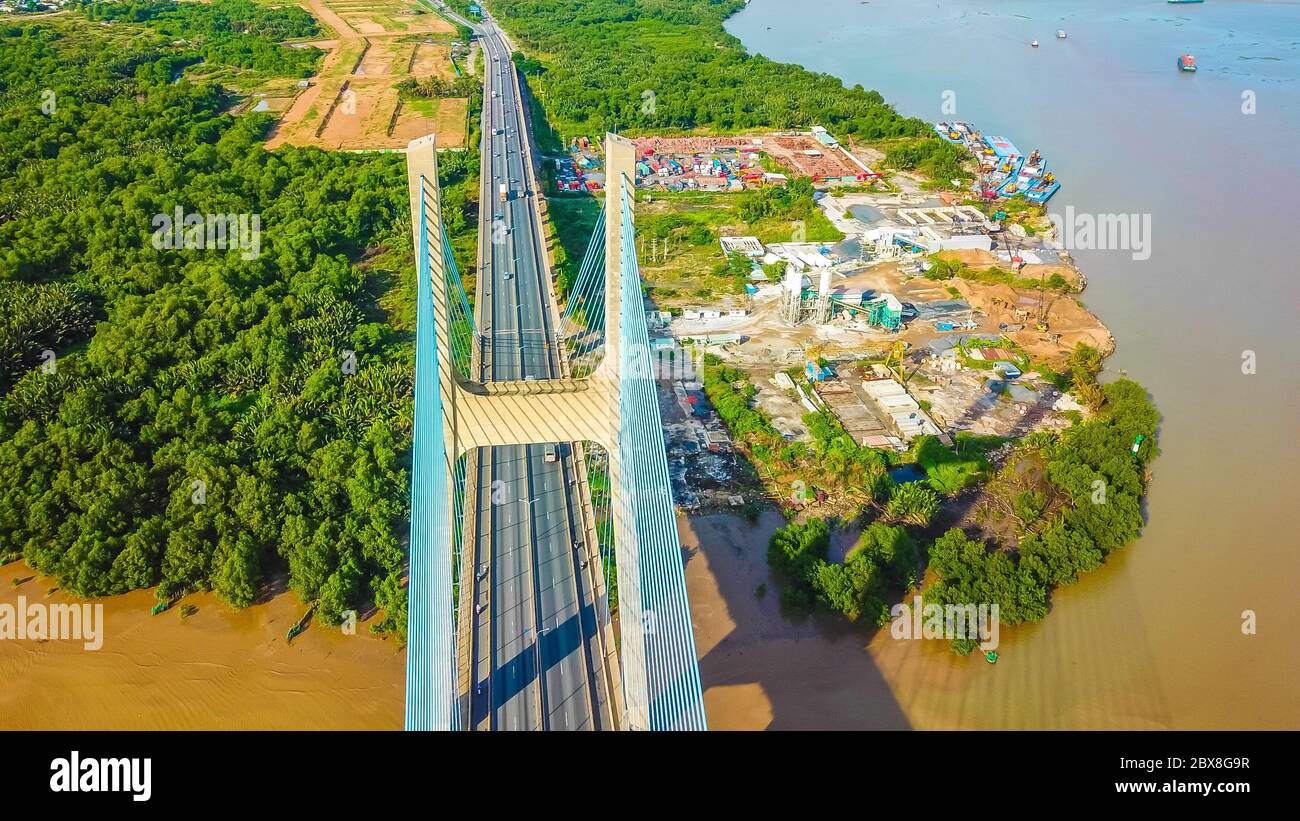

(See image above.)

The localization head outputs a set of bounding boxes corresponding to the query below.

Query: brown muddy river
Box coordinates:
[0,561,403,730]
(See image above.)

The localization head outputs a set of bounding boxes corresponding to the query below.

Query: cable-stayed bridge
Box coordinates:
[401,14,706,733]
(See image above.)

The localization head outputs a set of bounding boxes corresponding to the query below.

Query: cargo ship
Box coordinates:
[935,123,1062,203]
[995,151,1060,203]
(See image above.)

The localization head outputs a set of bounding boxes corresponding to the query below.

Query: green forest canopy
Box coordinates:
[0,7,478,639]
[485,0,932,140]
[79,0,323,80]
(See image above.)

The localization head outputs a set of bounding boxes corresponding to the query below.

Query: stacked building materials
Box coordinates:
[862,379,941,440]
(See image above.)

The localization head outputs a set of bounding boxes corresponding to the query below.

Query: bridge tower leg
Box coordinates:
[596,134,650,730]
[404,135,458,731]
[598,134,707,731]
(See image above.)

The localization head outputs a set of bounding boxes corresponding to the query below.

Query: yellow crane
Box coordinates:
[883,340,912,384]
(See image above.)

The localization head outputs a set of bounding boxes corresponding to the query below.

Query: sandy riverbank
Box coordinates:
[0,561,404,730]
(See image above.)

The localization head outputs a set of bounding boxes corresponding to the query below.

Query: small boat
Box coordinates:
[985,651,999,664]
[286,604,316,643]
[1031,40,1039,48]
[1177,53,1198,72]
[1057,30,1066,39]
[1024,178,1060,202]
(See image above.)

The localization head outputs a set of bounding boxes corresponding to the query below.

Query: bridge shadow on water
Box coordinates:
[666,401,918,731]
[684,507,913,731]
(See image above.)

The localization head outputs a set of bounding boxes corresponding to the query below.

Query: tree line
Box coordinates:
[79,0,323,79]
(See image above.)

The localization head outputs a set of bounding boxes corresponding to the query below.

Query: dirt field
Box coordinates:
[409,42,457,80]
[391,95,467,143]
[950,279,1114,364]
[266,0,466,151]
[767,134,864,178]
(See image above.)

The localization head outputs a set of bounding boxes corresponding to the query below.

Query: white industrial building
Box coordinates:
[720,236,765,257]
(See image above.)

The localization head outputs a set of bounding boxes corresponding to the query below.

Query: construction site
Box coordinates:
[545,131,878,196]
[535,120,1113,510]
[647,176,1111,508]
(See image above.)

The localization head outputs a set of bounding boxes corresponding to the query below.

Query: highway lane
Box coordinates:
[469,448,493,727]
[453,7,608,731]
[482,21,543,731]
[487,18,547,734]
[529,443,596,730]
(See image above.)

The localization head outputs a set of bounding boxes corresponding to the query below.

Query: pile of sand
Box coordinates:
[952,279,1113,364]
